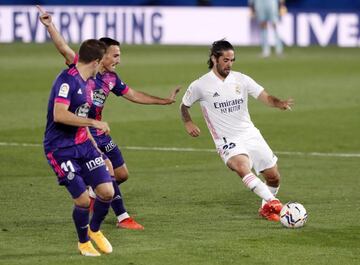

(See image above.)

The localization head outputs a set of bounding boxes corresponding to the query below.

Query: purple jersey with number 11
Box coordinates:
[43,66,95,153]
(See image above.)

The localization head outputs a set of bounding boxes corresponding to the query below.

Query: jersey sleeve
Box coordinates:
[111,74,129,96]
[182,80,201,107]
[243,74,264,99]
[53,74,76,106]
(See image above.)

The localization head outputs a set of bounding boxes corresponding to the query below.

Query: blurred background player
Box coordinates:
[180,40,293,221]
[43,39,114,256]
[249,0,287,57]
[38,5,180,230]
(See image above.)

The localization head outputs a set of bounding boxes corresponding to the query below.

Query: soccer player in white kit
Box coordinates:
[180,40,293,222]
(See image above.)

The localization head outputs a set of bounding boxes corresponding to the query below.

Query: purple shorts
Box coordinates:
[45,140,112,199]
[93,134,125,169]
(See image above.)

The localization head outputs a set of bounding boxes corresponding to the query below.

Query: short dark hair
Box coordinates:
[78,39,106,64]
[207,39,234,69]
[99,37,120,49]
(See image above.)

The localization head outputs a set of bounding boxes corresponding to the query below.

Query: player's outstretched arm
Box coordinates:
[180,103,201,137]
[123,86,181,105]
[257,90,293,110]
[37,5,76,65]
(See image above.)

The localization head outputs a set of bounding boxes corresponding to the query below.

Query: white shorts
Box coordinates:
[216,128,278,175]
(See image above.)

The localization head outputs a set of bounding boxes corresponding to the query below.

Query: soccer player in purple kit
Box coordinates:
[44,39,115,256]
[37,6,181,230]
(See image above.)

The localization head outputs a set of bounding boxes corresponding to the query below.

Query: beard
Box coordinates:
[216,64,230,78]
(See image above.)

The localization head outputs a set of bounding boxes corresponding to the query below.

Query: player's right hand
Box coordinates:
[168,85,182,103]
[93,120,110,135]
[162,86,182,104]
[185,121,201,137]
[276,98,294,111]
[36,5,52,27]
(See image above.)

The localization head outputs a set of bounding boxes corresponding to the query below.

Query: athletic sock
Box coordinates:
[110,178,129,221]
[262,185,280,206]
[242,173,275,202]
[89,197,111,232]
[73,205,90,243]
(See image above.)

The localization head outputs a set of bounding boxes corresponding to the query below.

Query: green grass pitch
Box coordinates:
[0,43,359,265]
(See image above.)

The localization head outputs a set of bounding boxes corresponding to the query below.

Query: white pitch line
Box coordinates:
[0,142,359,158]
[274,151,360,158]
[0,142,41,147]
[123,146,360,158]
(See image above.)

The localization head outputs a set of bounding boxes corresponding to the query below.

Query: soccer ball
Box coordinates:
[280,202,308,228]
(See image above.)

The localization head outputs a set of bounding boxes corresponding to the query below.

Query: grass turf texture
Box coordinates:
[0,44,359,265]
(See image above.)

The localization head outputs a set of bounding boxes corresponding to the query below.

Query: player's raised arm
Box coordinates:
[123,86,181,105]
[257,90,293,110]
[180,103,201,137]
[37,5,76,65]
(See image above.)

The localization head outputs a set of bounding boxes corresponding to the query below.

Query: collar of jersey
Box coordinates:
[209,70,234,83]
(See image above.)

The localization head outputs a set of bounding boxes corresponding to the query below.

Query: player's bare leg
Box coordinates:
[88,160,143,230]
[258,165,282,220]
[261,165,281,206]
[114,164,129,183]
[88,158,114,211]
[227,155,281,221]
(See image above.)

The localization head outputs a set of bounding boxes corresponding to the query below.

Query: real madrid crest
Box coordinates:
[235,85,241,95]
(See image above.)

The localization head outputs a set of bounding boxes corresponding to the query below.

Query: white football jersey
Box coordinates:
[182,70,264,144]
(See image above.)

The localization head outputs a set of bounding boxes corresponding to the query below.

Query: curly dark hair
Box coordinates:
[207,39,234,69]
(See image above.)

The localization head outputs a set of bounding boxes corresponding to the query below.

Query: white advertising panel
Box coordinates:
[0,6,359,46]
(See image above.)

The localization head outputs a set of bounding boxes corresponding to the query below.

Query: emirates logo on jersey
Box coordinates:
[214,98,244,114]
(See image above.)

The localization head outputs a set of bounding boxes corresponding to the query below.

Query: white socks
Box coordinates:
[242,173,275,202]
[117,212,130,222]
[262,185,280,207]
